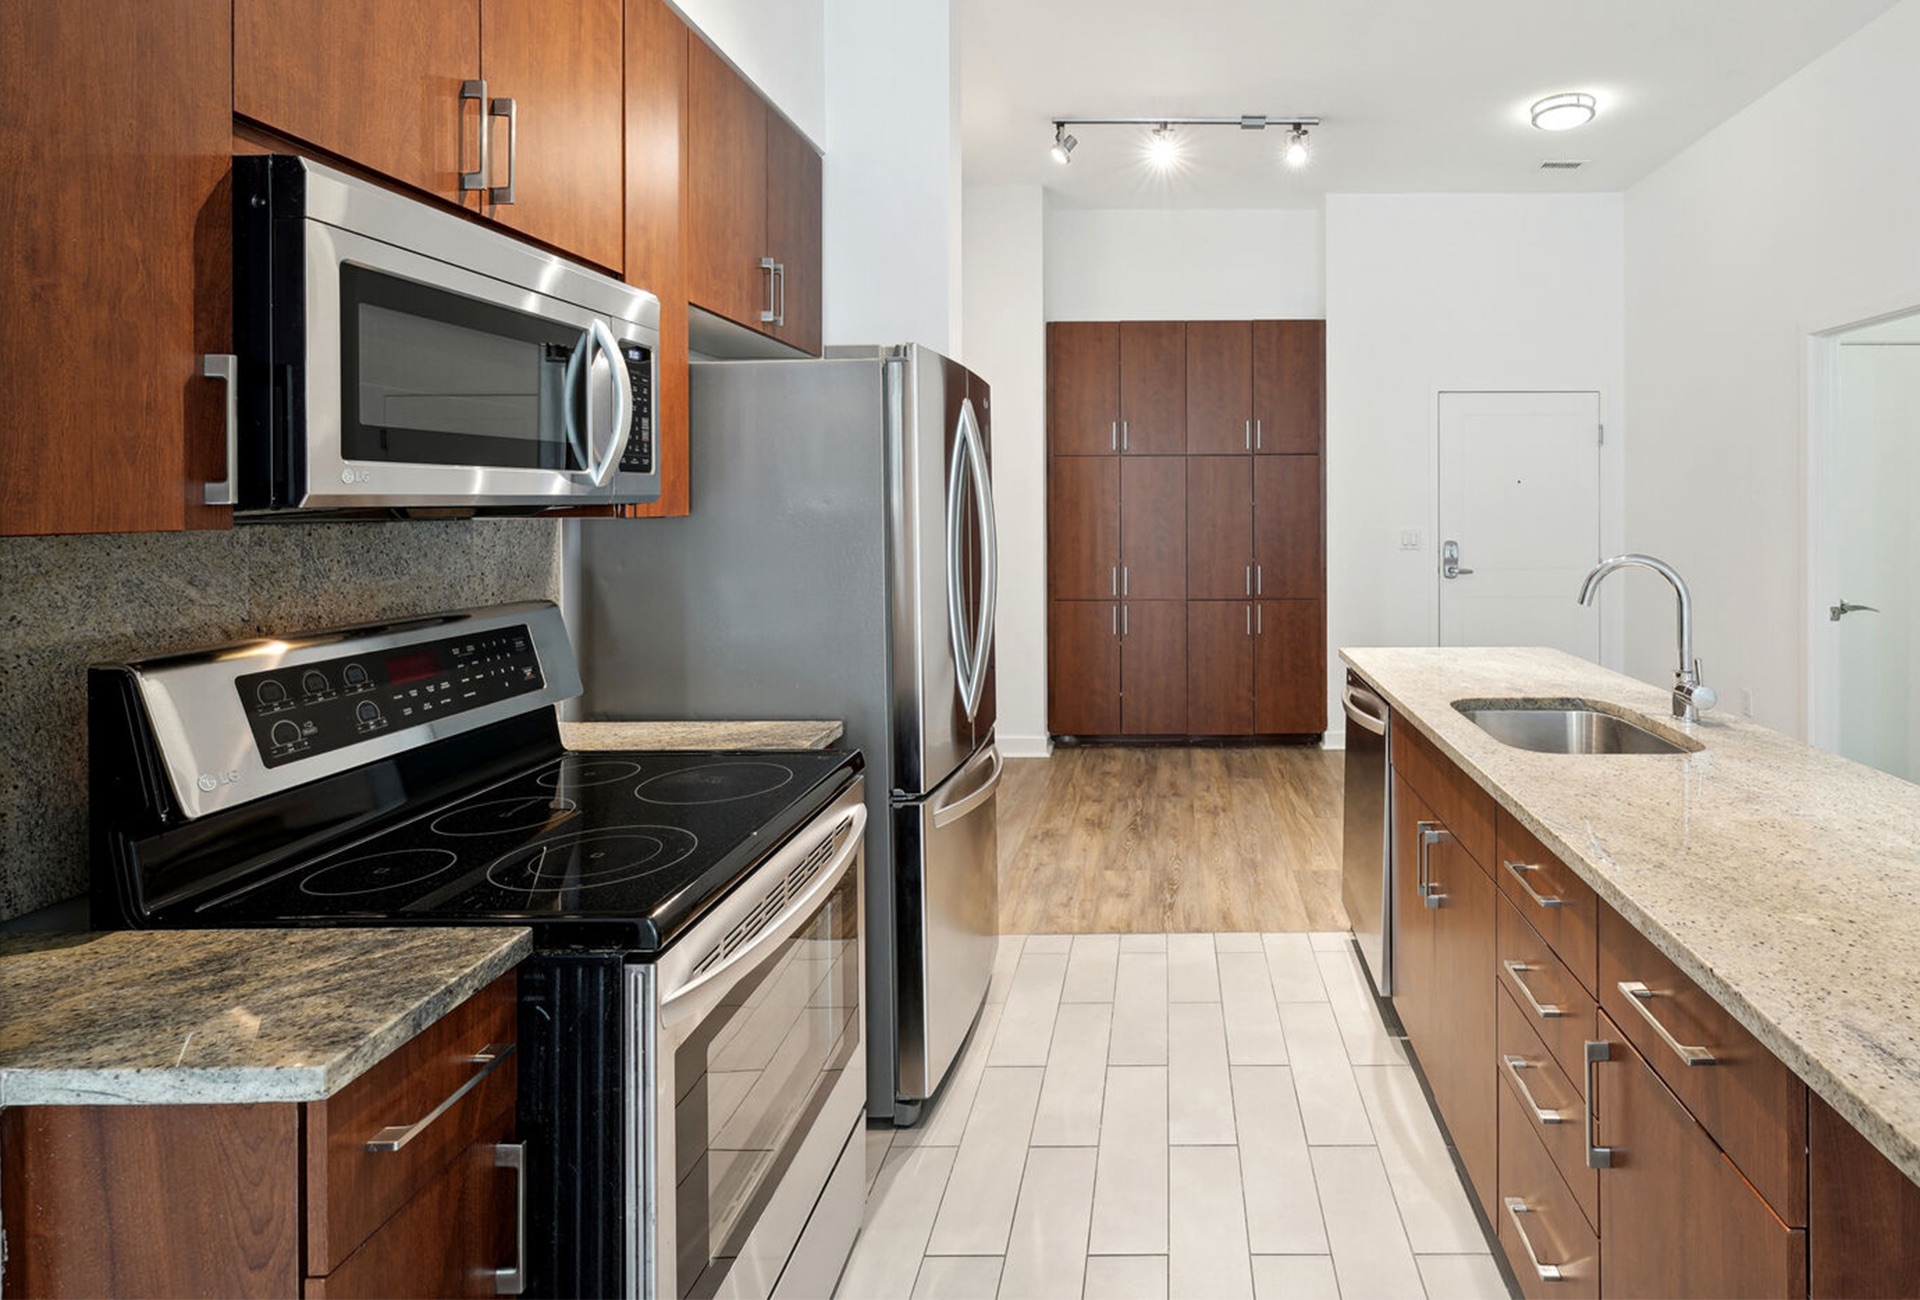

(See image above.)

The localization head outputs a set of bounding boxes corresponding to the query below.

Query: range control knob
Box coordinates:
[269,719,302,749]
[343,662,370,688]
[255,679,288,707]
[355,700,383,725]
[302,670,329,696]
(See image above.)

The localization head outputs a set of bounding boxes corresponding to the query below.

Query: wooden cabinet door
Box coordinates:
[1120,601,1188,735]
[765,111,823,356]
[1597,1016,1807,1300]
[686,35,766,327]
[1187,602,1254,736]
[1119,457,1186,600]
[1049,602,1120,735]
[3,0,232,536]
[1253,600,1325,733]
[1185,321,1253,454]
[1254,455,1322,599]
[1186,456,1253,599]
[1049,322,1120,456]
[620,0,689,518]
[1119,322,1186,454]
[479,0,625,271]
[1050,458,1121,600]
[236,1,480,206]
[1423,836,1498,1218]
[1810,1094,1920,1299]
[1253,320,1323,455]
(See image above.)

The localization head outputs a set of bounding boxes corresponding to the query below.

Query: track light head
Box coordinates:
[1050,124,1077,165]
[1146,123,1180,170]
[1284,125,1310,168]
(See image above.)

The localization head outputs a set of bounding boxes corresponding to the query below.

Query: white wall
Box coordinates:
[1624,0,1920,738]
[821,0,960,350]
[962,186,1049,755]
[670,0,825,144]
[1046,208,1324,320]
[1324,194,1627,741]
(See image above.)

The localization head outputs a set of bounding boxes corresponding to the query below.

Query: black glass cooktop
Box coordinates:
[181,748,861,952]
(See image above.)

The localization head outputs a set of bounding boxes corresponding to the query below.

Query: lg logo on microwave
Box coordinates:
[198,770,242,793]
[341,468,372,485]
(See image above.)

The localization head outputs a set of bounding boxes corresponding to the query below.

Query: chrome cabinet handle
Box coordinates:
[1503,1198,1566,1282]
[1256,564,1263,595]
[772,260,786,327]
[1247,605,1252,636]
[1418,823,1449,908]
[1503,960,1564,1018]
[1503,1054,1565,1124]
[1121,420,1129,452]
[760,257,778,323]
[1504,859,1565,909]
[1257,605,1262,635]
[1122,604,1129,636]
[1245,564,1252,596]
[1255,418,1262,450]
[366,1042,515,1152]
[487,96,517,204]
[1244,418,1252,451]
[460,79,491,192]
[1111,566,1118,596]
[1617,981,1716,1066]
[1110,420,1118,452]
[1584,1040,1613,1167]
[1111,606,1117,636]
[1122,566,1129,596]
[201,354,238,506]
[494,1142,527,1295]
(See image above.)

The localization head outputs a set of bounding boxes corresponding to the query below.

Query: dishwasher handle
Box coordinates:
[1342,684,1389,736]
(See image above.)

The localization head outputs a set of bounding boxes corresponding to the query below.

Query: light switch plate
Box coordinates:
[1399,530,1422,551]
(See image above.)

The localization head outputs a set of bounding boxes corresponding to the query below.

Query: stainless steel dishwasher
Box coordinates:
[1340,670,1393,995]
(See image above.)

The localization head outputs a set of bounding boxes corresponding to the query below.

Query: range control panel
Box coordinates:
[236,624,545,768]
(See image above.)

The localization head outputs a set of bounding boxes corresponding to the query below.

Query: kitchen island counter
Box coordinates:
[1342,645,1920,1188]
[0,926,529,1107]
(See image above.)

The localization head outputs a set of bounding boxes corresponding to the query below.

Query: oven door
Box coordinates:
[636,781,868,1300]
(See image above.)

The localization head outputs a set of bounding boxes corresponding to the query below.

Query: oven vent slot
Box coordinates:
[688,815,853,979]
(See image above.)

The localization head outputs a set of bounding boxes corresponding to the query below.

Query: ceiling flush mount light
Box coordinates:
[1531,92,1597,131]
[1050,123,1077,165]
[1046,113,1322,170]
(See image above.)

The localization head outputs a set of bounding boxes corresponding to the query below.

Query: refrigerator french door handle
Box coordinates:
[960,398,996,721]
[945,417,975,708]
[932,743,1003,828]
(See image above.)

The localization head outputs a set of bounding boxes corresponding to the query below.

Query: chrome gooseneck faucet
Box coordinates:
[1578,554,1718,722]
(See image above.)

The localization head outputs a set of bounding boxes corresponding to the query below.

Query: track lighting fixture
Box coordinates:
[1046,114,1322,170]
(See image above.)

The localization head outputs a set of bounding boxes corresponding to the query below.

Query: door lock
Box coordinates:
[1442,539,1474,580]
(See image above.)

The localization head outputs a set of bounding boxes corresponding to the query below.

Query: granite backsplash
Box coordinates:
[0,518,562,921]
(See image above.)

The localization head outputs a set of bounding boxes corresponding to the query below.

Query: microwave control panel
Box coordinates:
[619,342,654,476]
[236,624,546,768]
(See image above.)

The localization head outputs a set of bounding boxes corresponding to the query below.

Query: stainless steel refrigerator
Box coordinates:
[575,343,1000,1125]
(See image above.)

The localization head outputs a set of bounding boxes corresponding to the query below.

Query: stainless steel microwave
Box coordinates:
[227,155,659,515]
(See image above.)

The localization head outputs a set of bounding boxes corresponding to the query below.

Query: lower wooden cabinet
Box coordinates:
[1047,600,1187,736]
[1810,1094,1920,1298]
[1498,1077,1601,1299]
[0,971,521,1298]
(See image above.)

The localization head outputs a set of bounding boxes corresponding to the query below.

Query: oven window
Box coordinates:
[339,263,588,470]
[675,866,861,1300]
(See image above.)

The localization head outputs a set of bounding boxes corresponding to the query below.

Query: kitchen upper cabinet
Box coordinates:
[1119,322,1187,454]
[1,0,231,537]
[235,0,625,271]
[1252,320,1324,454]
[686,37,823,354]
[1186,321,1254,454]
[1254,455,1322,598]
[1048,322,1122,456]
[1049,457,1120,600]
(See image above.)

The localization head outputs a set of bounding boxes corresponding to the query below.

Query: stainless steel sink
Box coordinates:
[1453,701,1702,755]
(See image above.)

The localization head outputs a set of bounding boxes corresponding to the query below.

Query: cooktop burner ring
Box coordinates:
[484,824,702,892]
[430,795,579,837]
[535,759,644,790]
[299,847,462,898]
[635,760,796,805]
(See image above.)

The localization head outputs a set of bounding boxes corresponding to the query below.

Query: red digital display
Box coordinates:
[385,649,442,685]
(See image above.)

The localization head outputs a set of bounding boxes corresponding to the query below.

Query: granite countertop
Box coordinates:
[0,927,530,1107]
[1341,646,1920,1187]
[561,719,843,751]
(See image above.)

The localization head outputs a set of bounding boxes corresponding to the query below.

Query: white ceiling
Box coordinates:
[959,0,1901,209]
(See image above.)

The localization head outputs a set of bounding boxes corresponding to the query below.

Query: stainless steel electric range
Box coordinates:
[89,601,868,1300]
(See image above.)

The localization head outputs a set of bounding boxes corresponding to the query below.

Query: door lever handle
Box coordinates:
[1830,600,1880,621]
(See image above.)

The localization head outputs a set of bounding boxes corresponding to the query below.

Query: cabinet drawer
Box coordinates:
[1390,717,1493,871]
[1598,909,1807,1226]
[1498,983,1598,1232]
[306,970,519,1275]
[1497,1080,1600,1300]
[1495,808,1599,997]
[1497,889,1596,1087]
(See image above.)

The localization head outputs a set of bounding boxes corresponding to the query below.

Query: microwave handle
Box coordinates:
[584,318,632,488]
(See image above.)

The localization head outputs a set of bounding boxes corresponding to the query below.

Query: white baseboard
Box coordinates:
[1322,725,1347,751]
[996,733,1054,759]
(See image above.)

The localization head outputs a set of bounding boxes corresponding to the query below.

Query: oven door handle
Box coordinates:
[659,802,866,1031]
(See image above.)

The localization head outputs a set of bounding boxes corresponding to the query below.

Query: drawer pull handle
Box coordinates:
[1502,1054,1565,1124]
[1585,1040,1614,1168]
[1504,1197,1567,1282]
[1503,960,1565,1019]
[1617,981,1716,1066]
[1417,822,1450,908]
[366,1042,515,1152]
[1503,859,1565,908]
[494,1142,527,1295]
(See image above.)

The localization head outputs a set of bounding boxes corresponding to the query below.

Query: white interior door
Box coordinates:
[1438,392,1601,657]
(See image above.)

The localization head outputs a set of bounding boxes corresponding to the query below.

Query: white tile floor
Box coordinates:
[834,933,1513,1300]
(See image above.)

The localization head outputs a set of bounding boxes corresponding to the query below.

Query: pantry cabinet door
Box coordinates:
[1119,601,1189,735]
[1118,322,1186,455]
[1049,602,1120,735]
[1185,321,1253,454]
[1187,602,1254,736]
[1252,319,1323,455]
[1048,322,1121,456]
[1049,458,1121,601]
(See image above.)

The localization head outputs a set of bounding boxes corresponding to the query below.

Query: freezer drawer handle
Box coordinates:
[933,744,1004,828]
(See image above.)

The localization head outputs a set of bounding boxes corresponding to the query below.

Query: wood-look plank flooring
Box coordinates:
[996,745,1348,934]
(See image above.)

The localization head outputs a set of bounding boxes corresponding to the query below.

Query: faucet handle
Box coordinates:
[1676,659,1717,715]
